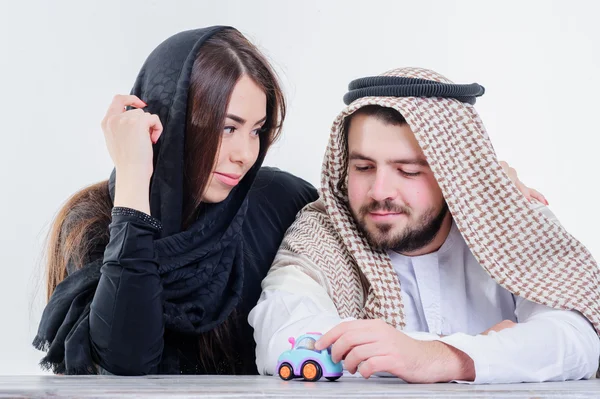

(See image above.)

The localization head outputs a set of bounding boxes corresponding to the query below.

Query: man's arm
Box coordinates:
[248,252,440,376]
[438,300,599,383]
[251,257,599,383]
[438,203,599,383]
[249,264,348,376]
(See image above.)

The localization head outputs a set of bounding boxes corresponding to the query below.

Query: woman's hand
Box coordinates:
[500,161,548,205]
[101,95,163,215]
[481,319,516,335]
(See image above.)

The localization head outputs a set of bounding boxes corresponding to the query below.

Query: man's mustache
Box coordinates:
[360,200,411,216]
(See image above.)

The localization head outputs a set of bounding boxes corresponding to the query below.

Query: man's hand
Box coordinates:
[315,319,475,383]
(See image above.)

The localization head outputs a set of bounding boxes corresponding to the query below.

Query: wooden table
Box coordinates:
[1,375,599,398]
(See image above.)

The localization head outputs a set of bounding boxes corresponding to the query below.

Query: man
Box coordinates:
[248,67,600,383]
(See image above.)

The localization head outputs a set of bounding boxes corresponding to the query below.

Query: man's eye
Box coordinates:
[399,170,421,177]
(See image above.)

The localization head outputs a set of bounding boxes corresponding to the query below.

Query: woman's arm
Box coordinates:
[89,94,165,375]
[89,207,165,375]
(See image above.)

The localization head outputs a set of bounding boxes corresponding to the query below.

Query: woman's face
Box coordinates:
[201,75,266,203]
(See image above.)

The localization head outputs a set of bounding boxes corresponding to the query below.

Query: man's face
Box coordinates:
[346,113,448,253]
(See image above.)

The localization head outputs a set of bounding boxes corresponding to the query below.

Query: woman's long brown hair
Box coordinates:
[44,28,286,373]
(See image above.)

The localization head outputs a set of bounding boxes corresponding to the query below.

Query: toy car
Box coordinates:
[276,332,343,382]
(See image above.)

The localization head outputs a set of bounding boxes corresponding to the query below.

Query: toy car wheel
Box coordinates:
[301,360,322,382]
[325,376,341,382]
[278,363,294,381]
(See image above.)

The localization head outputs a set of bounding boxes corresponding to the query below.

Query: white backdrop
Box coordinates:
[0,0,598,375]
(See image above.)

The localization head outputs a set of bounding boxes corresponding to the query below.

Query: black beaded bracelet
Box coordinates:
[111,207,163,230]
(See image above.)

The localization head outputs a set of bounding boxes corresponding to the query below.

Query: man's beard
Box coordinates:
[353,199,449,252]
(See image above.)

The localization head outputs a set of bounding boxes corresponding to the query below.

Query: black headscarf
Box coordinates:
[33,26,267,374]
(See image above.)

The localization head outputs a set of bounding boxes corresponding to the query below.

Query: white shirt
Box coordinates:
[393,221,518,336]
[249,213,599,384]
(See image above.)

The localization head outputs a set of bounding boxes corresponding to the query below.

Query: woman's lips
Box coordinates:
[213,172,241,187]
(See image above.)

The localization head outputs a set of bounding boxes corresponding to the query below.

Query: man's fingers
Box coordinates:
[358,355,391,379]
[315,320,369,350]
[330,329,377,363]
[343,343,385,374]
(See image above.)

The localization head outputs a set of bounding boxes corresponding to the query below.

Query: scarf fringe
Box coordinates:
[32,335,97,375]
[32,335,50,352]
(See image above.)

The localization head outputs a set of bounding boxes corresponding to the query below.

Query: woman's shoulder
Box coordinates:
[251,167,318,205]
[241,168,319,278]
[243,167,319,231]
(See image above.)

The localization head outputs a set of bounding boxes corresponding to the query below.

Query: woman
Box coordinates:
[33,26,543,376]
[33,26,318,376]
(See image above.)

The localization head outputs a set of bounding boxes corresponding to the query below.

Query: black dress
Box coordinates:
[92,167,316,375]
